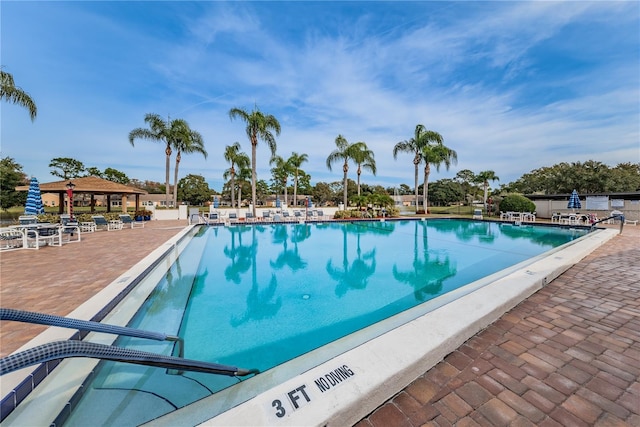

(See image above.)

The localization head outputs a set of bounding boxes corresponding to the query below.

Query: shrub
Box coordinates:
[499,194,536,213]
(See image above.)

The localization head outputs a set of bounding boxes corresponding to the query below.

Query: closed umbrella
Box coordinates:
[567,189,581,211]
[275,196,281,208]
[213,196,219,209]
[25,177,45,215]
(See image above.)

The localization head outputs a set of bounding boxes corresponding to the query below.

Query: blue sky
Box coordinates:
[2,1,639,193]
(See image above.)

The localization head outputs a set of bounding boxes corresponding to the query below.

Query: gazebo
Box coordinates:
[16,176,148,214]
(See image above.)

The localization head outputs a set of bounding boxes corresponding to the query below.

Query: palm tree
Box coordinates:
[351,142,376,196]
[269,154,293,206]
[326,135,358,209]
[421,140,457,211]
[223,142,249,209]
[234,164,252,208]
[129,113,176,207]
[229,106,281,217]
[0,70,37,121]
[475,170,500,210]
[288,152,308,208]
[393,124,430,211]
[172,122,207,207]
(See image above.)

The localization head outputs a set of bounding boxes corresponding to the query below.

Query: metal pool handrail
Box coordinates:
[590,213,625,234]
[0,341,259,377]
[0,308,184,357]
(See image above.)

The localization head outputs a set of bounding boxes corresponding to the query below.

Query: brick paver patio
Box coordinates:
[356,223,639,426]
[1,220,638,425]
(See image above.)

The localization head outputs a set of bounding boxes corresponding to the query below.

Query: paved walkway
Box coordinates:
[356,223,640,427]
[1,220,638,426]
[0,220,188,357]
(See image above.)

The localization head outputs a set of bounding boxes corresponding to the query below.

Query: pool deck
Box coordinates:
[1,219,638,425]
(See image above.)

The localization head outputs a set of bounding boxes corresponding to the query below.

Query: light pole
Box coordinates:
[66,181,75,220]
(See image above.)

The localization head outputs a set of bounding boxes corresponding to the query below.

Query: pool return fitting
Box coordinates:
[0,308,259,377]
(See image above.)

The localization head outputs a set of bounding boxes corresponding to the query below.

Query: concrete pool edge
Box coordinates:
[145,227,618,427]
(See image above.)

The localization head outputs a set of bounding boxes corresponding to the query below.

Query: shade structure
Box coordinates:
[25,177,45,215]
[568,189,582,210]
[213,196,219,209]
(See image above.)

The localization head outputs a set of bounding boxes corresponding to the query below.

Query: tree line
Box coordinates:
[2,70,638,213]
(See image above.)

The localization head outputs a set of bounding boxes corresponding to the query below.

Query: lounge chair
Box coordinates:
[227,212,238,225]
[262,211,271,222]
[245,212,255,222]
[119,214,145,229]
[92,215,122,231]
[282,211,292,222]
[472,209,483,220]
[208,212,221,223]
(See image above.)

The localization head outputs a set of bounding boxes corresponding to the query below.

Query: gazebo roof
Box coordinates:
[16,176,147,195]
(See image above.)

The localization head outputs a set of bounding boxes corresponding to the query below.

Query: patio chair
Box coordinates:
[25,225,62,248]
[92,215,121,231]
[60,216,81,244]
[0,227,26,251]
[119,214,145,229]
[472,209,483,220]
[262,210,271,222]
[18,215,38,225]
[281,211,292,221]
[245,212,255,222]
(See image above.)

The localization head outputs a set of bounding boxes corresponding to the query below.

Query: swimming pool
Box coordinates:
[4,219,614,426]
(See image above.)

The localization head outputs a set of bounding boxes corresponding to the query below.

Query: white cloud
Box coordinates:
[2,1,637,191]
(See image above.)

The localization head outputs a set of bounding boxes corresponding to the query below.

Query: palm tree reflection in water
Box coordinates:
[270,224,309,271]
[326,223,378,297]
[231,226,282,327]
[393,221,457,301]
[223,226,254,284]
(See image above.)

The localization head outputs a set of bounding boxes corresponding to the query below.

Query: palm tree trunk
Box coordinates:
[284,178,288,207]
[251,141,257,217]
[423,163,431,212]
[293,170,298,208]
[342,161,349,209]
[230,170,236,209]
[483,181,488,210]
[357,166,362,196]
[165,144,171,207]
[413,157,420,212]
[173,152,181,207]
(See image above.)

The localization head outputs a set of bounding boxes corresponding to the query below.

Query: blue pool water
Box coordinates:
[62,220,587,425]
